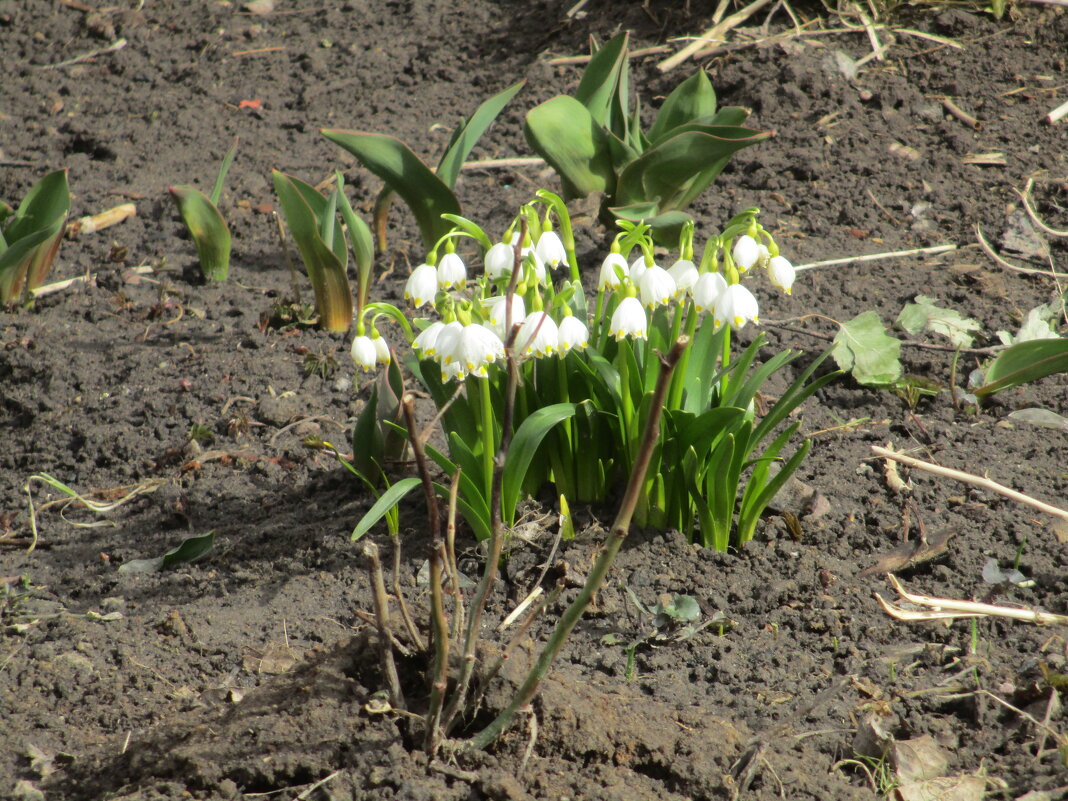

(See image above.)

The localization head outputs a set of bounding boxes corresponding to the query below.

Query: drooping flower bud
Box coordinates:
[667,258,699,297]
[535,230,566,269]
[732,235,760,272]
[350,335,378,372]
[713,283,760,330]
[484,241,515,279]
[404,263,438,309]
[767,255,796,295]
[599,252,629,290]
[609,296,648,341]
[437,251,467,290]
[638,265,677,310]
[557,315,590,356]
[692,271,728,313]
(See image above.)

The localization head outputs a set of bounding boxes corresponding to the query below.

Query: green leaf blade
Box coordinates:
[170,185,232,281]
[524,96,616,201]
[321,129,461,250]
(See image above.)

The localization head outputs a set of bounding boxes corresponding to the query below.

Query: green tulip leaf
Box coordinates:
[436,80,525,188]
[575,32,630,129]
[321,129,461,250]
[524,95,616,201]
[118,531,215,573]
[0,169,70,304]
[832,311,903,386]
[647,69,717,145]
[272,170,353,332]
[169,185,232,281]
[974,338,1068,399]
[614,127,770,212]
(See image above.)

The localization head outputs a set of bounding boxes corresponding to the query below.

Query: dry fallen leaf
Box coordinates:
[861,529,955,576]
[243,642,298,674]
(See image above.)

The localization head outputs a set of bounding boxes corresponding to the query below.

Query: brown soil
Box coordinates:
[3,1,1068,800]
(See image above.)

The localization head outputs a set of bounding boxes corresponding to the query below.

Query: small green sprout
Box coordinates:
[272,170,364,333]
[169,138,237,281]
[0,169,71,306]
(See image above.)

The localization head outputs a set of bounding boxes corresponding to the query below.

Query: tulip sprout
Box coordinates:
[0,169,71,306]
[170,138,237,282]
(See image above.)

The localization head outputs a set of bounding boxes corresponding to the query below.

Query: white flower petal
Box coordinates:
[599,252,629,290]
[404,263,438,309]
[767,255,796,295]
[638,265,677,310]
[350,335,378,372]
[609,296,648,341]
[732,235,760,272]
[692,272,728,313]
[713,283,759,330]
[484,241,515,279]
[557,315,589,355]
[667,258,699,296]
[437,252,467,289]
[535,231,566,269]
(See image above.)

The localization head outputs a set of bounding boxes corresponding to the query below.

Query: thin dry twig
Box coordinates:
[363,541,406,709]
[794,244,956,271]
[937,97,981,129]
[976,224,1068,278]
[871,445,1068,524]
[658,0,776,71]
[461,156,545,171]
[878,574,1068,625]
[1016,178,1068,238]
[40,38,127,70]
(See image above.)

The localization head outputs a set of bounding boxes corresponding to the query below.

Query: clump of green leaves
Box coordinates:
[170,138,237,281]
[523,33,770,239]
[322,80,524,252]
[0,169,71,306]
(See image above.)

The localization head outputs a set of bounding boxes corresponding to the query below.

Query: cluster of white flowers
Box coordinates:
[600,232,795,343]
[353,222,796,378]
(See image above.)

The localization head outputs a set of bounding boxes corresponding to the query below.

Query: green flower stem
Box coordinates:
[401,394,449,754]
[668,304,699,410]
[618,338,636,469]
[467,336,689,752]
[719,324,732,401]
[475,376,496,503]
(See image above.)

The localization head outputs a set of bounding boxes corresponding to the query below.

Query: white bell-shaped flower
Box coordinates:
[732,235,760,272]
[404,263,438,309]
[629,255,652,284]
[431,321,464,364]
[516,311,559,357]
[557,315,590,356]
[437,251,467,289]
[714,283,760,330]
[692,272,729,313]
[535,230,566,269]
[412,321,446,358]
[756,243,770,271]
[667,258,699,297]
[599,252,629,290]
[767,255,796,295]
[372,334,391,366]
[482,294,526,341]
[484,241,515,279]
[609,296,648,341]
[638,265,677,310]
[439,323,504,380]
[350,335,378,372]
